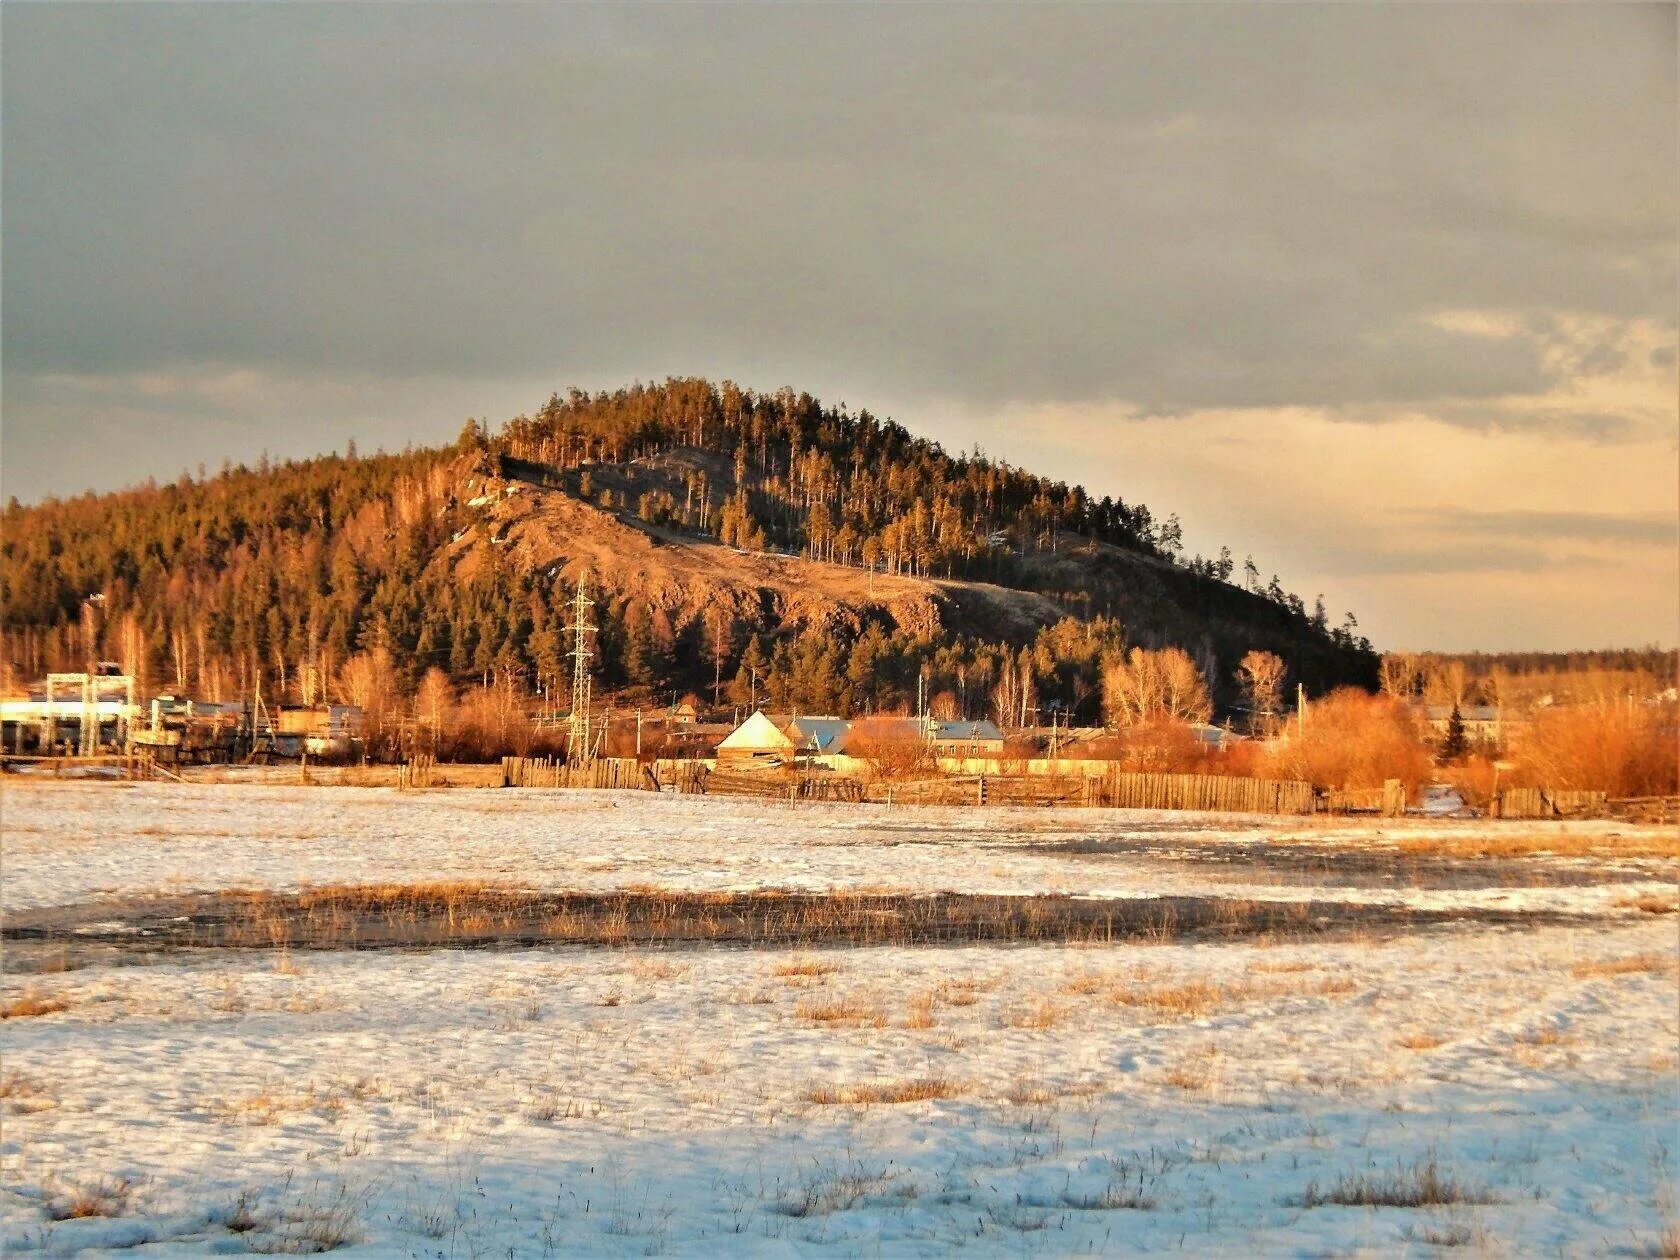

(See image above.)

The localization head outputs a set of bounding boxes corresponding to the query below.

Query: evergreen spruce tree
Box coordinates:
[1440,703,1469,762]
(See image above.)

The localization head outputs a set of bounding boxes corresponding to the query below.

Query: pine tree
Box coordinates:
[1440,703,1469,763]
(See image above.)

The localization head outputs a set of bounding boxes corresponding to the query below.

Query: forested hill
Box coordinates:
[2,378,1376,720]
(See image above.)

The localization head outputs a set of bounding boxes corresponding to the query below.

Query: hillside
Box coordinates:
[1,378,1376,720]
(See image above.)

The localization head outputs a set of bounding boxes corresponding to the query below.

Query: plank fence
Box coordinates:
[1491,787,1608,819]
[693,767,1314,815]
[1607,795,1680,825]
[500,756,648,790]
[1324,780,1407,817]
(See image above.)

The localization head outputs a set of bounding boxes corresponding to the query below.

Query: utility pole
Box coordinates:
[1297,683,1306,741]
[564,575,597,764]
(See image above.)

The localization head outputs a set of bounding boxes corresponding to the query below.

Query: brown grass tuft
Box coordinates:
[48,1177,133,1221]
[1571,953,1670,979]
[1298,1158,1496,1208]
[773,956,840,978]
[1399,1032,1448,1051]
[806,1077,962,1105]
[1,991,70,1019]
[796,997,885,1027]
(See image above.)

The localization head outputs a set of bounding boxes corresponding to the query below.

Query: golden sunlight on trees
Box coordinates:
[1509,703,1678,798]
[1102,647,1211,726]
[1263,689,1433,796]
[1234,650,1286,729]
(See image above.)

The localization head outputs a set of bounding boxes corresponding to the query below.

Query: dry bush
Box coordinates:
[1112,718,1214,774]
[1508,702,1679,797]
[1441,754,1499,810]
[795,996,885,1027]
[1265,688,1433,795]
[48,1177,133,1221]
[1298,1158,1496,1208]
[806,1077,961,1105]
[1571,953,1670,979]
[1,991,70,1019]
[846,715,936,780]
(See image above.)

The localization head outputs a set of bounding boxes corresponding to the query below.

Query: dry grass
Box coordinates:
[47,1177,133,1221]
[1160,1049,1220,1092]
[1616,893,1680,915]
[806,1076,962,1105]
[795,996,885,1028]
[1298,1158,1496,1208]
[903,991,936,1029]
[627,956,690,981]
[1,991,70,1019]
[1004,998,1067,1030]
[772,956,840,979]
[0,1072,58,1114]
[1399,1032,1449,1051]
[1571,953,1671,979]
[1003,1077,1060,1106]
[1112,978,1233,1019]
[1395,831,1680,860]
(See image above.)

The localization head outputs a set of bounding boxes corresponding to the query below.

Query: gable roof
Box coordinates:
[716,710,795,753]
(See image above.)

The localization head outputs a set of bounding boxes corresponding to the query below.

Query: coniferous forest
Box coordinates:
[3,378,1377,724]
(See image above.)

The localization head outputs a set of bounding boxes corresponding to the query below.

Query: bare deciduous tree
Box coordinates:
[1235,651,1286,726]
[1102,647,1212,726]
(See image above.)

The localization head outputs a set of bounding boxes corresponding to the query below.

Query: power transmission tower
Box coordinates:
[564,575,597,763]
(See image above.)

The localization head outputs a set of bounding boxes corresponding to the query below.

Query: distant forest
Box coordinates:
[3,378,1377,721]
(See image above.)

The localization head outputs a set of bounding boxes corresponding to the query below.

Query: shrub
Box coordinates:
[1507,702,1678,797]
[1264,689,1433,795]
[846,715,934,780]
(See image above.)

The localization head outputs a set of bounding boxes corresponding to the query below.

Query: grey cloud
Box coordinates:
[4,4,1674,434]
[1400,508,1678,548]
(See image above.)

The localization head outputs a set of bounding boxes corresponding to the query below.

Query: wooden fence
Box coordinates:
[682,766,1315,815]
[1607,795,1680,825]
[1324,780,1408,817]
[1491,787,1608,819]
[500,756,649,790]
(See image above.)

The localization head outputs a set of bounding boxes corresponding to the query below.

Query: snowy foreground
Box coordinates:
[2,782,1677,1257]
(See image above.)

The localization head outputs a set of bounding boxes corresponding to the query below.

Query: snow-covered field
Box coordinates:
[3,782,1673,916]
[3,781,1676,1256]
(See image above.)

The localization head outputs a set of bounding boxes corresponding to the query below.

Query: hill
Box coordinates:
[2,378,1376,721]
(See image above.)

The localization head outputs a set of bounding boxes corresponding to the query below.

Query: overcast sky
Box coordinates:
[4,3,1675,651]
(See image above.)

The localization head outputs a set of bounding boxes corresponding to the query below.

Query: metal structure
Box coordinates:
[563,575,597,763]
[40,671,135,755]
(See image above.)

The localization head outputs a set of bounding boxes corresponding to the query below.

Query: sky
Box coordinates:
[3,3,1675,652]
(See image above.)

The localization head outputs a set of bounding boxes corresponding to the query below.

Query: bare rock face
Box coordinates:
[439,463,1053,644]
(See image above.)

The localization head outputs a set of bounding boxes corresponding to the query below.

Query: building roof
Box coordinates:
[930,719,1004,743]
[716,710,795,753]
[783,716,852,754]
[1421,705,1502,723]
